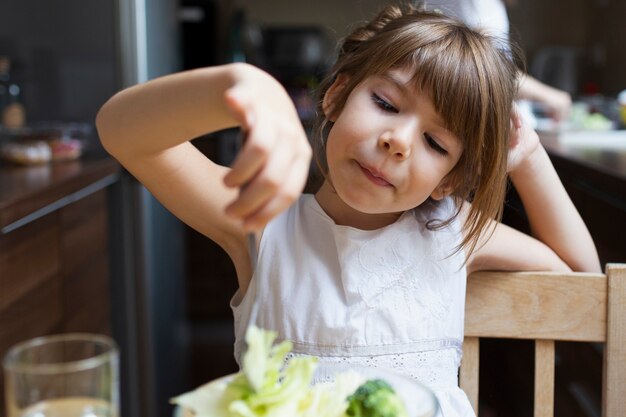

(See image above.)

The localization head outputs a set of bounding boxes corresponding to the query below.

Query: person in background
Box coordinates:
[425,0,573,122]
[96,3,599,416]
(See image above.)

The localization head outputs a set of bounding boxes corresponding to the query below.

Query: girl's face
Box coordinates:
[324,68,464,217]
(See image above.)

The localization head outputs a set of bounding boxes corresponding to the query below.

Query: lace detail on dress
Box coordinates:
[284,347,461,391]
[355,226,452,324]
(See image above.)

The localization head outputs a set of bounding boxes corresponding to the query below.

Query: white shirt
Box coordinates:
[231,195,474,417]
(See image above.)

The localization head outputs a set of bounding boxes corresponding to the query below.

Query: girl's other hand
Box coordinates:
[541,88,572,123]
[222,66,312,231]
[507,105,540,174]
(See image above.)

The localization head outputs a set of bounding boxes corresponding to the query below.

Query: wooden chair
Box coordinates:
[460,263,626,417]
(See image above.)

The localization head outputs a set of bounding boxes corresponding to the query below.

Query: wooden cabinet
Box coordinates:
[0,215,64,357]
[0,158,119,417]
[59,190,112,334]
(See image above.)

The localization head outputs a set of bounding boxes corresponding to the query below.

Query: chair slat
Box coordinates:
[462,265,626,417]
[602,264,626,417]
[534,340,555,417]
[460,337,479,414]
[465,271,607,341]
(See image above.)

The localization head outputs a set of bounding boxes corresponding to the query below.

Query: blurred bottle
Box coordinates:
[228,9,246,63]
[0,56,26,129]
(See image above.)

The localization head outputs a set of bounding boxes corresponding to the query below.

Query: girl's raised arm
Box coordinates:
[96,63,311,289]
[505,123,600,272]
[467,116,601,274]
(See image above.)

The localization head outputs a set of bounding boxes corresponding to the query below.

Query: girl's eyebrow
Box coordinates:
[379,73,409,94]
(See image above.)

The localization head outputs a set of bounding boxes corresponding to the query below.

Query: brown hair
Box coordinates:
[312,2,522,257]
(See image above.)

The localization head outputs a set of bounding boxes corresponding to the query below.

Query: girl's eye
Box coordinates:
[425,133,448,156]
[371,93,398,113]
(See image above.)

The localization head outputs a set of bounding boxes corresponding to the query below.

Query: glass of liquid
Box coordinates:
[2,333,119,417]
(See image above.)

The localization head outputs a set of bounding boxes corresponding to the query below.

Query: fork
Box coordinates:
[236,128,262,331]
[246,232,260,326]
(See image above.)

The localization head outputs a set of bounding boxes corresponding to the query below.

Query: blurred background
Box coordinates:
[0,1,624,417]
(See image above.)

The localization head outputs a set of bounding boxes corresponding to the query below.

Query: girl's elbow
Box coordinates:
[95,98,124,157]
[564,257,602,274]
[577,259,602,274]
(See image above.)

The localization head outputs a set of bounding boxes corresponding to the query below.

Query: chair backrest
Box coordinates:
[460,263,626,417]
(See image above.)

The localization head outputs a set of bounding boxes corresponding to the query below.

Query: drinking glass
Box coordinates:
[2,333,119,417]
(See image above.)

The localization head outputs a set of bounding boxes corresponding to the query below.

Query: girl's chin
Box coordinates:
[337,189,395,215]
[337,188,425,216]
[324,178,413,215]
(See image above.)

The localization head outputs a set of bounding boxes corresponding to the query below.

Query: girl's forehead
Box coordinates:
[367,66,434,101]
[372,67,415,89]
[371,69,447,120]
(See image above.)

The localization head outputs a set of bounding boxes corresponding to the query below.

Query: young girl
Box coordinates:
[96,3,600,416]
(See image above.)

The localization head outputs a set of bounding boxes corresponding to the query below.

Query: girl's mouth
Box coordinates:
[357,162,393,187]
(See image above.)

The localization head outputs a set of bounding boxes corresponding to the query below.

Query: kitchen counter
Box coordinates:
[537,130,626,264]
[539,131,626,250]
[0,155,121,234]
[540,130,626,185]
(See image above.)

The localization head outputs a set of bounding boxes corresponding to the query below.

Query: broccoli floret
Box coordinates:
[346,379,409,417]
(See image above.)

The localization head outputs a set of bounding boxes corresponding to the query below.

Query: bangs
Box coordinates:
[407,33,490,142]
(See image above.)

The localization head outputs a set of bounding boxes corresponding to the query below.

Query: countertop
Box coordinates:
[0,155,121,233]
[540,130,626,183]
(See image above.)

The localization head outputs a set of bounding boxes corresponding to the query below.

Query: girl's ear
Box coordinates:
[322,74,349,121]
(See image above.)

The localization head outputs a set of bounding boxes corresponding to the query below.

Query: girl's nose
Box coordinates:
[378,130,412,159]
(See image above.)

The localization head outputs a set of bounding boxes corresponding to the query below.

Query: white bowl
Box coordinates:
[313,363,439,417]
[175,363,438,417]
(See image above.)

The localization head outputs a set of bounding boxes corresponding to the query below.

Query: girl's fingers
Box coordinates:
[224,116,284,187]
[222,82,311,228]
[241,154,310,230]
[223,135,268,188]
[226,142,294,219]
[241,194,292,231]
[223,87,268,187]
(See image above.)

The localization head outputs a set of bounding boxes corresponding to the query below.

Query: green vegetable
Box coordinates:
[171,326,408,417]
[346,380,409,417]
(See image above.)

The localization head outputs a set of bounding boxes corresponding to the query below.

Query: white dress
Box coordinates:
[231,194,474,417]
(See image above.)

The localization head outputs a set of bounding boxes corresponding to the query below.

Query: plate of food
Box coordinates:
[172,326,438,417]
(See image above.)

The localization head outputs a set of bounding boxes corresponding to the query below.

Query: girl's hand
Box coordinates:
[222,66,312,231]
[540,88,572,123]
[507,105,541,174]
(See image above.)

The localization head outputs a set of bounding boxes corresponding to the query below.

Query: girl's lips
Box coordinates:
[357,162,393,187]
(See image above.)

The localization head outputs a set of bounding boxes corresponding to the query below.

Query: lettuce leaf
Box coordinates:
[171,325,365,417]
[301,371,365,417]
